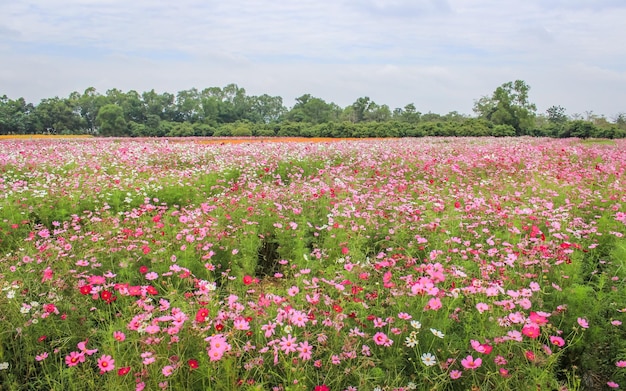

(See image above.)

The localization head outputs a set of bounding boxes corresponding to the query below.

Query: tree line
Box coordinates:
[1,81,625,138]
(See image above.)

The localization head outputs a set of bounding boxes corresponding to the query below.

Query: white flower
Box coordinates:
[373,387,382,391]
[410,320,422,330]
[421,352,437,367]
[6,290,15,299]
[283,325,293,334]
[404,336,418,348]
[0,362,9,370]
[407,382,417,390]
[430,328,444,338]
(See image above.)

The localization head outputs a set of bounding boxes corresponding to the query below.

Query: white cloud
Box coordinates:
[1,0,625,116]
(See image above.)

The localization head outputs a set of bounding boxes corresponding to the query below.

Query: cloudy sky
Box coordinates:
[1,0,625,117]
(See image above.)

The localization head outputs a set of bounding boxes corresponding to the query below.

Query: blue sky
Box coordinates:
[1,0,625,117]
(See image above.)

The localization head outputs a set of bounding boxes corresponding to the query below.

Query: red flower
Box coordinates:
[215,323,224,332]
[314,385,330,391]
[195,308,209,322]
[146,286,158,295]
[188,359,199,369]
[100,290,112,301]
[341,247,349,255]
[79,285,92,295]
[117,366,131,376]
[242,275,254,285]
[139,266,149,274]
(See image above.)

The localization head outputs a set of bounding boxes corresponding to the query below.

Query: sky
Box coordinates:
[1,0,626,118]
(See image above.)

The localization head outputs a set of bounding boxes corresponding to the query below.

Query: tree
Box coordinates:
[349,97,374,123]
[249,94,286,123]
[175,88,201,123]
[77,87,109,133]
[473,80,537,135]
[96,104,127,136]
[0,95,37,134]
[33,97,84,134]
[285,94,337,124]
[546,105,567,124]
[393,103,421,124]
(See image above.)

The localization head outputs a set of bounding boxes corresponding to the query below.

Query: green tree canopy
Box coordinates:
[96,104,127,136]
[473,80,537,135]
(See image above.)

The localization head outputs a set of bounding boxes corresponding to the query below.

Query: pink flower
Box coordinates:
[208,347,224,361]
[113,331,126,342]
[397,312,412,320]
[97,354,115,373]
[77,340,98,356]
[529,312,548,326]
[461,355,482,370]
[450,370,462,379]
[279,335,297,354]
[290,311,308,327]
[549,336,565,347]
[577,317,589,329]
[287,286,299,296]
[470,340,493,354]
[145,272,159,281]
[65,351,85,367]
[35,352,49,362]
[607,381,620,388]
[41,267,53,283]
[373,332,393,347]
[207,334,231,355]
[616,361,626,368]
[233,318,250,330]
[476,303,489,314]
[162,365,175,377]
[612,320,622,326]
[494,355,507,365]
[261,322,276,338]
[425,297,442,311]
[522,324,540,339]
[296,341,313,361]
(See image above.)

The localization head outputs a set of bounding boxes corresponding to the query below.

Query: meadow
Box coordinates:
[0,137,625,390]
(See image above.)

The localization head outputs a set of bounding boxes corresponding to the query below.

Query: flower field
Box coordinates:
[0,137,625,390]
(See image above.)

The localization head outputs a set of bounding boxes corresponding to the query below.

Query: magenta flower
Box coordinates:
[97,354,115,373]
[77,340,98,356]
[425,297,442,311]
[577,317,589,329]
[549,336,565,347]
[372,332,393,347]
[113,331,126,342]
[65,351,85,367]
[522,324,540,339]
[461,355,482,370]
